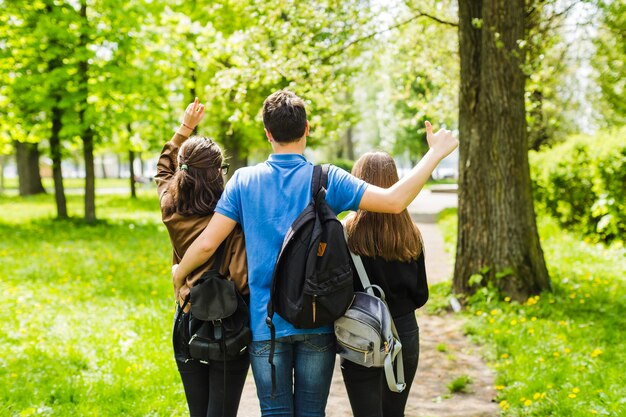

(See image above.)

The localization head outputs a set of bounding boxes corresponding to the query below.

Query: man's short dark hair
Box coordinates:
[262,90,307,143]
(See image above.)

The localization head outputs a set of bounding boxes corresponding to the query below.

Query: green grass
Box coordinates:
[0,193,187,416]
[447,375,472,394]
[3,177,135,191]
[436,209,626,416]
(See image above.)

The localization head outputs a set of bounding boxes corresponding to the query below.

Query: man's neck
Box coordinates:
[271,138,306,155]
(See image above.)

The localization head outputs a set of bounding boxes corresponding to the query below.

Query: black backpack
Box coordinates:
[265,164,354,396]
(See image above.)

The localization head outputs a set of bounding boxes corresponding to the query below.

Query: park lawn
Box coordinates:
[435,209,625,417]
[3,177,134,192]
[0,192,187,416]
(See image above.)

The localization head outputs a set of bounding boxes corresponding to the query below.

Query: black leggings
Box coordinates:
[340,311,420,417]
[176,354,250,417]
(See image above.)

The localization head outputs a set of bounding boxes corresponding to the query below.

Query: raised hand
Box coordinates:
[181,97,206,131]
[425,120,458,159]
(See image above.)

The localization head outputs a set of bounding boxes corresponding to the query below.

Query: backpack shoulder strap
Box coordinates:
[343,228,375,295]
[212,240,228,271]
[311,164,330,199]
[320,164,329,189]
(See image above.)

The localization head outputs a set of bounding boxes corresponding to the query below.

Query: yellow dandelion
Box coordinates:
[541,393,546,399]
[501,353,509,359]
[591,410,598,414]
[524,399,532,406]
[499,400,510,410]
[591,348,603,358]
[553,352,560,357]
[533,393,541,400]
[489,318,495,324]
[531,317,538,321]
[580,299,585,304]
[528,328,535,334]
[494,329,501,334]
[491,309,499,315]
[538,357,544,362]
[476,310,483,316]
[564,348,571,354]
[510,319,518,326]
[520,317,527,323]
[572,388,580,393]
[495,385,505,390]
[568,393,576,398]
[504,297,511,302]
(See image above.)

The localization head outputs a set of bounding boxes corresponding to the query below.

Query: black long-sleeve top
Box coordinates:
[352,252,429,319]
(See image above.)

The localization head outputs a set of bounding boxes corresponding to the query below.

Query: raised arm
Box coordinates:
[359,121,458,213]
[172,213,238,301]
[154,98,206,199]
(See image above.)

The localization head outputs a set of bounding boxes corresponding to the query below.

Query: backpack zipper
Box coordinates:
[312,295,317,323]
[337,339,373,363]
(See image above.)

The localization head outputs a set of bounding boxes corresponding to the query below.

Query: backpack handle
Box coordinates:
[364,284,386,301]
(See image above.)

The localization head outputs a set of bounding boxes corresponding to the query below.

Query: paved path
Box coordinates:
[238,188,499,417]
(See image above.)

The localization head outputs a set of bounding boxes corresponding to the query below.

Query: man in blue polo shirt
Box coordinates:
[174,90,458,416]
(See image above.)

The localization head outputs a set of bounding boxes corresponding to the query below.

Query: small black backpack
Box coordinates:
[265,164,354,395]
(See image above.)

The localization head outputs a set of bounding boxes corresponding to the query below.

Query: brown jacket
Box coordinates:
[154,132,248,301]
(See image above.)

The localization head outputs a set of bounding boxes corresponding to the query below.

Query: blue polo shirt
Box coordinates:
[215,153,367,341]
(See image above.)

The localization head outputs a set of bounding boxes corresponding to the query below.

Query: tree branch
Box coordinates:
[319,11,458,63]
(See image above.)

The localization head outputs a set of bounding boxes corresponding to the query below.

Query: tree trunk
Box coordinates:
[344,125,355,161]
[454,0,551,300]
[221,128,248,177]
[80,0,96,223]
[83,129,96,222]
[129,150,137,199]
[49,103,68,218]
[15,141,46,196]
[100,154,108,178]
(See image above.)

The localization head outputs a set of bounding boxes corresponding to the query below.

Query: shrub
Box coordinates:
[328,158,355,173]
[530,126,626,243]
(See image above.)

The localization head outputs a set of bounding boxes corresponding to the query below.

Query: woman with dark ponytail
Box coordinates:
[155,98,249,417]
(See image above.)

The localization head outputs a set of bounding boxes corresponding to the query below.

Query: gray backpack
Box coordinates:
[334,242,406,393]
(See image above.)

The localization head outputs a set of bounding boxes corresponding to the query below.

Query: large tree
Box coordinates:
[453,0,551,300]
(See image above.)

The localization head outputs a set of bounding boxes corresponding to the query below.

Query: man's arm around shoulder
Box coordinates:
[172,213,238,301]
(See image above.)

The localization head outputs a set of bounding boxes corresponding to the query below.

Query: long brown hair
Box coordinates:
[163,136,225,216]
[346,151,423,262]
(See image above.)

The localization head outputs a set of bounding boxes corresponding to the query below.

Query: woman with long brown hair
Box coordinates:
[342,151,429,417]
[155,98,249,417]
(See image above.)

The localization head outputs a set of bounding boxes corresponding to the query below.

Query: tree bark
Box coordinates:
[454,0,551,300]
[80,0,96,223]
[100,154,108,179]
[222,131,247,178]
[49,102,68,218]
[129,150,137,199]
[344,125,355,161]
[15,141,46,196]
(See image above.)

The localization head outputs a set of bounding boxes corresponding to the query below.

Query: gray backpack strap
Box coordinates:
[343,227,406,393]
[385,319,406,392]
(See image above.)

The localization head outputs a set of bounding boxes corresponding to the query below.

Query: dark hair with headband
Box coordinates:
[163,136,225,216]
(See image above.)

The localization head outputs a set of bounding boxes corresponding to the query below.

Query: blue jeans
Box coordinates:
[249,333,336,417]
